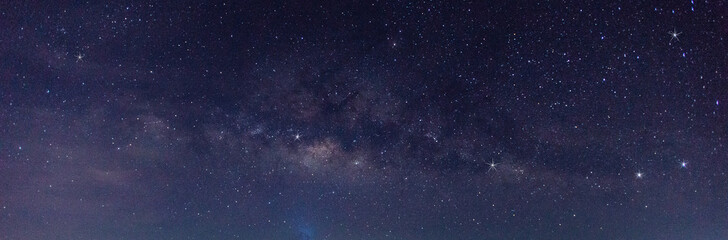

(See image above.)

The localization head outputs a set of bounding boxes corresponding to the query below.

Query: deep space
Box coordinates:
[1,1,727,239]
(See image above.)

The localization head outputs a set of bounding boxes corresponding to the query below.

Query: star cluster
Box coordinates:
[1,1,727,239]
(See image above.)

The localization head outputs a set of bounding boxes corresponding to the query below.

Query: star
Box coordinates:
[680,161,687,168]
[668,29,681,42]
[294,133,301,141]
[75,53,84,62]
[487,161,499,172]
[636,172,643,179]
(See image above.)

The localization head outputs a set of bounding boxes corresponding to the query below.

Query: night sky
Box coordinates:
[1,1,728,239]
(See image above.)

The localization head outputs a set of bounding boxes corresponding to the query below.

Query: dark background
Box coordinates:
[1,0,727,239]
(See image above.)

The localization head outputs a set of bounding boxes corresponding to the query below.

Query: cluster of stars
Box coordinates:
[2,1,726,239]
[636,161,689,179]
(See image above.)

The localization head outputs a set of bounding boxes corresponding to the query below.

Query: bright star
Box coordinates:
[294,133,301,140]
[487,161,499,172]
[636,172,643,178]
[668,29,681,42]
[75,53,84,62]
[680,162,687,168]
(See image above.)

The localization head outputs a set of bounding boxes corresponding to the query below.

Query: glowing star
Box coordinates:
[294,133,301,141]
[680,162,687,168]
[636,172,643,179]
[668,29,681,42]
[75,53,84,62]
[487,161,499,172]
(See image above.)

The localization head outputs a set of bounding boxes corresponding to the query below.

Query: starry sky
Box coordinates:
[1,1,727,239]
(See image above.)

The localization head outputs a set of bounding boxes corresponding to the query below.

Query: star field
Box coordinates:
[1,1,727,239]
